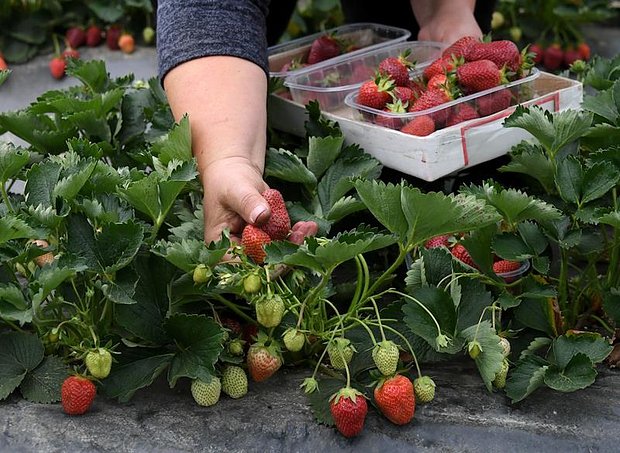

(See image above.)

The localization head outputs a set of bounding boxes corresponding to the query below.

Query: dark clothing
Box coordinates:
[157,0,496,81]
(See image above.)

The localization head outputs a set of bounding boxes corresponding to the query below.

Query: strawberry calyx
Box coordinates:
[330,386,364,405]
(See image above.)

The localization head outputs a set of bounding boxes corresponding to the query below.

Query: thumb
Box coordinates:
[229,185,270,226]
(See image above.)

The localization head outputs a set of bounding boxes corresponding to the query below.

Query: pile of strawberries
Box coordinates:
[48,25,137,80]
[425,234,526,281]
[354,36,533,136]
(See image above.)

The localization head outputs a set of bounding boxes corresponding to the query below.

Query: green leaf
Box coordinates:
[504,106,593,157]
[325,196,366,222]
[493,233,533,260]
[456,279,493,331]
[307,135,344,179]
[265,148,317,185]
[67,111,111,142]
[114,255,174,343]
[0,70,10,86]
[460,321,505,391]
[264,240,322,273]
[519,337,553,360]
[408,247,453,288]
[307,377,341,425]
[544,353,597,392]
[583,83,619,124]
[150,116,192,165]
[0,284,31,324]
[514,297,558,336]
[31,266,78,312]
[101,354,174,402]
[304,100,341,138]
[497,291,521,309]
[551,332,612,367]
[463,183,561,225]
[461,224,497,275]
[165,314,225,386]
[64,216,144,274]
[599,211,620,229]
[354,181,408,239]
[0,142,29,184]
[0,333,44,400]
[152,238,228,273]
[24,161,61,208]
[518,221,549,255]
[603,288,620,324]
[0,215,36,245]
[581,162,620,204]
[19,356,67,403]
[505,355,549,403]
[101,267,139,305]
[85,1,125,22]
[53,159,97,203]
[65,56,110,93]
[402,286,460,353]
[500,142,555,192]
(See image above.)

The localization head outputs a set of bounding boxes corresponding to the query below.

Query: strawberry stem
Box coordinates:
[369,297,387,342]
[212,293,256,325]
[349,317,377,345]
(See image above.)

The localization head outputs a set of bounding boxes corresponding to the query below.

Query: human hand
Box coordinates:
[201,156,270,244]
[417,3,482,45]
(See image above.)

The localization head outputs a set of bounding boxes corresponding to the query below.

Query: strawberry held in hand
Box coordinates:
[374,374,415,425]
[260,188,290,240]
[61,375,96,415]
[330,387,368,438]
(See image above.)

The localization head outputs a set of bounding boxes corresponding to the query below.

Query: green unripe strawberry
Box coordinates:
[221,366,248,399]
[499,337,511,358]
[255,295,285,328]
[493,359,509,389]
[509,26,522,42]
[193,264,211,284]
[243,274,262,294]
[327,338,355,370]
[283,328,305,352]
[414,375,436,403]
[85,348,112,379]
[142,26,155,44]
[191,376,221,406]
[372,340,399,376]
[228,339,244,356]
[48,327,60,343]
[468,340,482,359]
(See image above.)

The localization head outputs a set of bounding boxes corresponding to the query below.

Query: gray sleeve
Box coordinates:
[157,0,270,81]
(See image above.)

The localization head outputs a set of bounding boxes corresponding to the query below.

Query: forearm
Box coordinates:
[164,56,268,176]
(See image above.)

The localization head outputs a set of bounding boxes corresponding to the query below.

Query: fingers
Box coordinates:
[289,221,319,245]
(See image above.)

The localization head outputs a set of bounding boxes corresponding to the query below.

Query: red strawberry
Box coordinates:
[409,78,426,99]
[247,343,281,382]
[446,103,480,127]
[280,59,305,73]
[330,387,368,438]
[357,75,394,110]
[577,42,591,61]
[529,43,544,64]
[400,115,435,137]
[410,89,451,125]
[242,323,259,345]
[423,57,455,81]
[350,62,374,83]
[451,243,476,268]
[563,46,581,67]
[427,73,448,91]
[378,54,411,86]
[543,44,563,71]
[466,40,521,73]
[456,60,502,93]
[476,88,512,116]
[424,235,450,248]
[118,34,135,54]
[307,35,341,65]
[65,27,86,49]
[260,188,291,240]
[374,374,415,425]
[375,99,407,129]
[86,25,103,47]
[62,47,80,60]
[392,86,415,105]
[0,56,7,71]
[106,25,122,50]
[442,35,479,60]
[493,259,521,274]
[49,57,66,80]
[221,317,243,336]
[241,224,271,264]
[61,376,96,415]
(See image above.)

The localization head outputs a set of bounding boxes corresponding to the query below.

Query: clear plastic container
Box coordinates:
[268,23,411,80]
[282,41,445,111]
[344,68,541,133]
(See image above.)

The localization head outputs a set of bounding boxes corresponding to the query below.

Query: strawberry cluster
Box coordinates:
[425,233,526,281]
[529,42,590,71]
[354,36,535,136]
